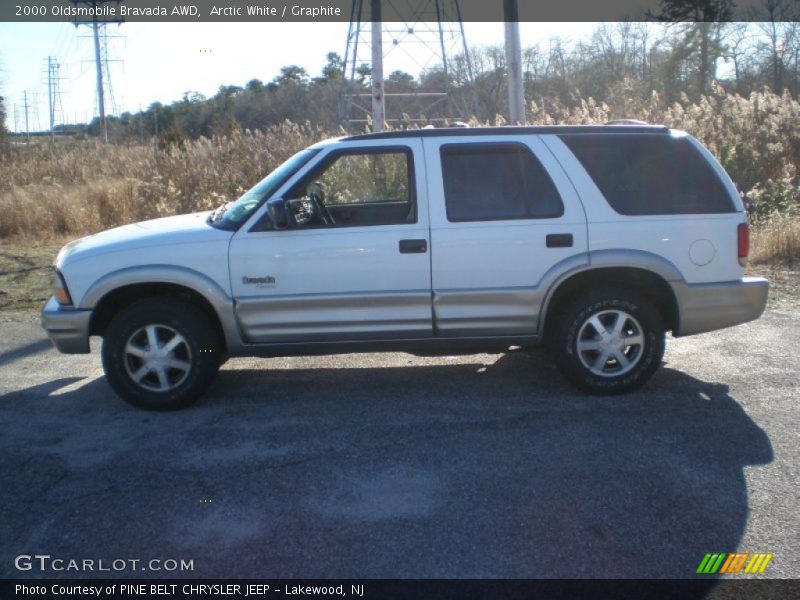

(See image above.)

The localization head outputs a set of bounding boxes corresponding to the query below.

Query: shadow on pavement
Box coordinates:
[0,350,773,583]
[0,338,52,366]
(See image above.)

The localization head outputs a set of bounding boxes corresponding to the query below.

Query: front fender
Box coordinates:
[80,265,243,353]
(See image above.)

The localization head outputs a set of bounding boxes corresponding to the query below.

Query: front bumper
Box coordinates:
[673,277,769,337]
[41,296,92,354]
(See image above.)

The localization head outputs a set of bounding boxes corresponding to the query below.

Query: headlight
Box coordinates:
[53,269,73,306]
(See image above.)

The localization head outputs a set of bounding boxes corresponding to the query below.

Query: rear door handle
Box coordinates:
[399,239,428,254]
[546,233,573,248]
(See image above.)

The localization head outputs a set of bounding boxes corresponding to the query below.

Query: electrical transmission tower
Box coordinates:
[340,0,477,132]
[71,0,124,142]
[44,57,66,139]
[101,26,123,115]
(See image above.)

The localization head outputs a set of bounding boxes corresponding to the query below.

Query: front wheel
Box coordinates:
[550,290,665,395]
[101,298,222,410]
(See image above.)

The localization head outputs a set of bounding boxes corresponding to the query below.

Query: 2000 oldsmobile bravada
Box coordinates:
[42,125,769,410]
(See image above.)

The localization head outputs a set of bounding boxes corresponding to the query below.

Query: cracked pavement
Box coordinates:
[0,305,798,579]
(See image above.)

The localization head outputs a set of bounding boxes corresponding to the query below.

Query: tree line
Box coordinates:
[0,1,793,143]
[98,20,798,141]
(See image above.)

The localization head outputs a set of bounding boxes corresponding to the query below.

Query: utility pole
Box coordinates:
[370,0,385,132]
[138,105,144,139]
[48,58,54,139]
[92,20,107,142]
[504,0,526,125]
[23,91,30,142]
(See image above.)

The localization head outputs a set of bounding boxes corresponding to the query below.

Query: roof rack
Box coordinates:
[344,124,670,141]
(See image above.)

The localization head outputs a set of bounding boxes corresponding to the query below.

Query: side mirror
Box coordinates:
[266,197,289,229]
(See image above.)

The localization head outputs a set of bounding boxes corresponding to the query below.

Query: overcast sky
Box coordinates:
[0,22,597,132]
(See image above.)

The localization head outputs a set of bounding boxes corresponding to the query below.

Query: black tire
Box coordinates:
[101,298,222,410]
[549,289,665,395]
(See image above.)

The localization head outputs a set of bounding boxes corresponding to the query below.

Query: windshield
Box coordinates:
[209,148,321,230]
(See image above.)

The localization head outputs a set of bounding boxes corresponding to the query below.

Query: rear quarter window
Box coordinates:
[559,134,736,215]
[440,143,564,222]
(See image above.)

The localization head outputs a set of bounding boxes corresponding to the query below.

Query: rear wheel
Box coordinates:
[101,298,222,410]
[550,289,665,394]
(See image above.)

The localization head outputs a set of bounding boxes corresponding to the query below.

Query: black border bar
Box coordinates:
[4,579,800,600]
[2,0,798,23]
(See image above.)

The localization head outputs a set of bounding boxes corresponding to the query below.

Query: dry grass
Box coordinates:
[751,214,800,266]
[0,91,797,260]
[0,121,330,240]
[0,239,68,310]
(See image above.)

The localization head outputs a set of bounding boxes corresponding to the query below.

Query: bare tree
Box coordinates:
[754,0,799,93]
[0,94,7,153]
[649,0,734,96]
[722,23,757,92]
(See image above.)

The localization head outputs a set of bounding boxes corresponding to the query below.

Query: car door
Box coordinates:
[423,135,588,336]
[229,140,433,344]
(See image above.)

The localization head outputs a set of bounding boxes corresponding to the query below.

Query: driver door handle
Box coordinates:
[399,239,428,254]
[546,233,573,248]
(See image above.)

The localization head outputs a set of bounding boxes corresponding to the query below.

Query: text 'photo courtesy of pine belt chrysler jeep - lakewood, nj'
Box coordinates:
[42,124,769,410]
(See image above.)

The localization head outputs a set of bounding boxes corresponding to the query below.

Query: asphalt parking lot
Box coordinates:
[0,305,798,580]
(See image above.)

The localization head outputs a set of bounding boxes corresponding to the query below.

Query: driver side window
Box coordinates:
[286,148,416,228]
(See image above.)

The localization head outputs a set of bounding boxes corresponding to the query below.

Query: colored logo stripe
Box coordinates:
[720,553,749,574]
[744,553,774,574]
[697,553,773,574]
[697,553,726,574]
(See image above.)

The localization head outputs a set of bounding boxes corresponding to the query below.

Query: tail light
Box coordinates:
[737,222,749,267]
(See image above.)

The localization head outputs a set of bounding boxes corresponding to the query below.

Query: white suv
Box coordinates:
[42,125,769,409]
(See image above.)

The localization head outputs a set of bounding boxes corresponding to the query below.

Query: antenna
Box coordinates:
[340,0,477,132]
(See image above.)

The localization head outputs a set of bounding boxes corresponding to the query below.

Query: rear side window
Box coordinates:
[560,134,735,215]
[440,143,564,222]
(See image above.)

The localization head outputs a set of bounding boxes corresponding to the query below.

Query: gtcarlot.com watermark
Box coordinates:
[14,554,194,573]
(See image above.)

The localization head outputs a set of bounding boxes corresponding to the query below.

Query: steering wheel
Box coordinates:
[306,181,334,225]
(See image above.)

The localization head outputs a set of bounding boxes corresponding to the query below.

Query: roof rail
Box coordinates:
[605,119,649,125]
[344,124,670,141]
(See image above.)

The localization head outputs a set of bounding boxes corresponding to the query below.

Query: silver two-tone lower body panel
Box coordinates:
[236,285,551,344]
[432,287,544,336]
[672,277,769,336]
[235,290,434,343]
